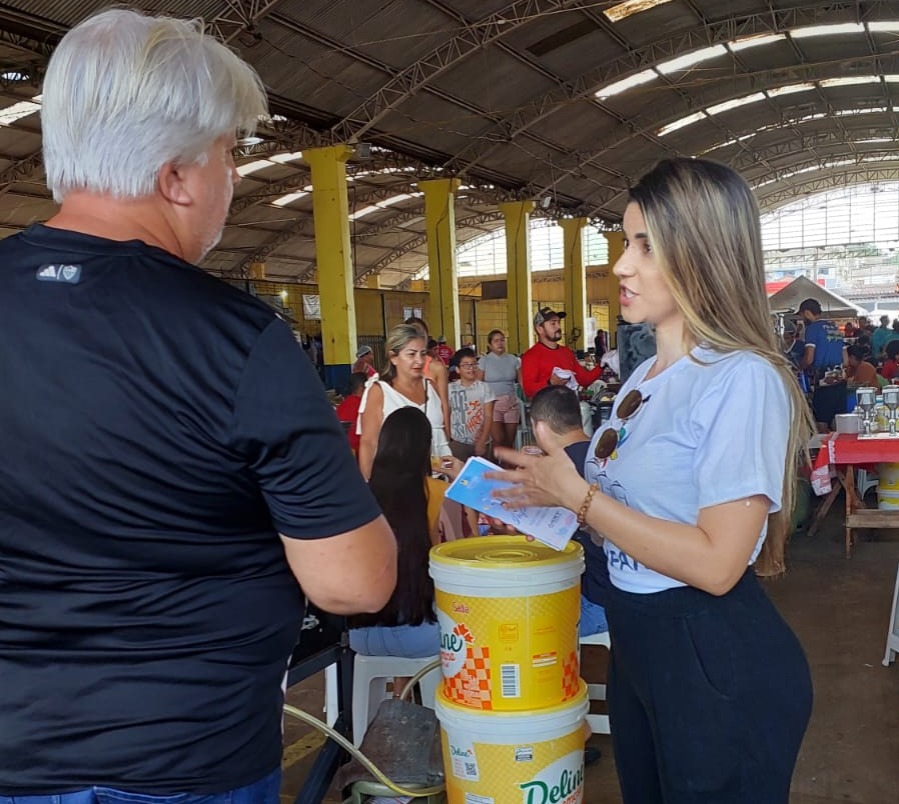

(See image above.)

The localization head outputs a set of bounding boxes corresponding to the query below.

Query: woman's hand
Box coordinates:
[432,455,464,479]
[488,444,589,512]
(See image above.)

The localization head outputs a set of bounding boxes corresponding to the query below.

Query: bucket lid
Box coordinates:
[431,535,583,570]
[435,681,589,735]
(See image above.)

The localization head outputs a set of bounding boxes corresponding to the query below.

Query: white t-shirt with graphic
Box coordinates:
[583,346,790,594]
[449,380,496,445]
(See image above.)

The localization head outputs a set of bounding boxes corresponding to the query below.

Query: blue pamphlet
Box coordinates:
[444,456,579,550]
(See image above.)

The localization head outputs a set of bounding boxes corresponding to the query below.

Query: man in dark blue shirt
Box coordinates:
[528,387,609,636]
[0,9,396,802]
[799,298,848,429]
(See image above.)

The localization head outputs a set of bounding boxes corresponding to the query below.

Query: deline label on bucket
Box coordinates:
[518,750,585,804]
[447,729,480,781]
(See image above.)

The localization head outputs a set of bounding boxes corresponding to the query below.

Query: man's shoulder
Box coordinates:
[521,343,546,360]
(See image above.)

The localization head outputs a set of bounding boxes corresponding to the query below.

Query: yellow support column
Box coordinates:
[420,178,461,348]
[605,231,624,347]
[305,144,356,390]
[560,217,589,353]
[499,200,535,354]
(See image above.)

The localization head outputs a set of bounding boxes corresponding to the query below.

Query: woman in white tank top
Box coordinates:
[357,324,451,479]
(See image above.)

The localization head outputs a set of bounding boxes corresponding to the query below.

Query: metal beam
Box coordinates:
[354,211,504,284]
[329,0,580,144]
[233,173,522,217]
[730,137,899,176]
[444,3,889,178]
[222,215,313,278]
[0,147,42,197]
[542,51,899,217]
[266,11,610,199]
[756,163,899,211]
[208,0,285,45]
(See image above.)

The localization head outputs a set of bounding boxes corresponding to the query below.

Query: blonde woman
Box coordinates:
[491,159,813,803]
[404,315,452,440]
[358,324,452,480]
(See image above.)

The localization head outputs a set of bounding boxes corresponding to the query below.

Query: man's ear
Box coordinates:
[158,161,193,206]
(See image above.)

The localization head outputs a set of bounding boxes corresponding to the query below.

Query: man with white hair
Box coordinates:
[0,9,396,802]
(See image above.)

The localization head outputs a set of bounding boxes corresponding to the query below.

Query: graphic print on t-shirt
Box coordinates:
[449,381,495,444]
[585,390,655,575]
[587,473,642,574]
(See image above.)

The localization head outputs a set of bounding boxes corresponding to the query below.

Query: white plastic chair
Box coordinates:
[857,468,880,500]
[348,653,441,746]
[580,630,611,735]
[514,398,533,450]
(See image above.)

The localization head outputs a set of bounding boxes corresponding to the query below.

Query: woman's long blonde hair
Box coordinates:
[629,158,813,576]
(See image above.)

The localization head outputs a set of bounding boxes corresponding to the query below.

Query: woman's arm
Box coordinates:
[430,359,451,439]
[490,445,769,596]
[475,400,495,456]
[357,383,384,481]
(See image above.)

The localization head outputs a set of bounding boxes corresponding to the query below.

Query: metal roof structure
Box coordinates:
[1,1,899,287]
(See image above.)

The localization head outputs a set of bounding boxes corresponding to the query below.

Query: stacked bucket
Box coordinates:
[877,463,899,510]
[428,536,587,804]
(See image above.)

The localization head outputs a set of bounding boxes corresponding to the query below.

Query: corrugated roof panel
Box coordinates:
[0,1,223,28]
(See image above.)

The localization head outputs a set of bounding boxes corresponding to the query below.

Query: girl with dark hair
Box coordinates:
[350,407,456,661]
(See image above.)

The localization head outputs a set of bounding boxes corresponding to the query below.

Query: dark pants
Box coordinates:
[449,440,477,462]
[811,380,846,428]
[605,570,812,803]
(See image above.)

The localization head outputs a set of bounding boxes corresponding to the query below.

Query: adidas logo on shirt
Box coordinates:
[36,263,82,283]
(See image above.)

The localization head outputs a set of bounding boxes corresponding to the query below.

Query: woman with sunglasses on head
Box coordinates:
[491,158,814,804]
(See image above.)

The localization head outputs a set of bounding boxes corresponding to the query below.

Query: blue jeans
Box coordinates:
[580,594,609,637]
[0,767,280,804]
[349,621,440,658]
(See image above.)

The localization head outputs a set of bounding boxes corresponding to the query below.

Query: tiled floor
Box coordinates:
[281,497,899,802]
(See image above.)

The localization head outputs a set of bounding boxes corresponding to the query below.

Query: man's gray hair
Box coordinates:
[42,9,268,202]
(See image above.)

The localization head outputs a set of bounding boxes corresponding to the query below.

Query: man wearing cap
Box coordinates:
[521,307,602,399]
[352,344,377,378]
[798,297,847,429]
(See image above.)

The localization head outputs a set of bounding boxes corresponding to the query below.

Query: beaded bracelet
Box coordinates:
[576,483,599,526]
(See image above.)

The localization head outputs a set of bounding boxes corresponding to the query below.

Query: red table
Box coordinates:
[810,433,899,558]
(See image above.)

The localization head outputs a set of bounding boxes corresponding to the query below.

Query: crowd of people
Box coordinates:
[1,8,816,804]
[785,302,899,430]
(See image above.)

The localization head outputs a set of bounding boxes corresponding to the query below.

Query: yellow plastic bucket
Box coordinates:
[429,536,584,711]
[435,683,589,804]
[878,490,899,510]
[878,462,899,491]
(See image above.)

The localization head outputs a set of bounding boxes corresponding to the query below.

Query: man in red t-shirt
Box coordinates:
[520,307,602,399]
[335,372,367,453]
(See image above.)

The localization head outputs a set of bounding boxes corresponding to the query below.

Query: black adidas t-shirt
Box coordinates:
[0,225,381,793]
